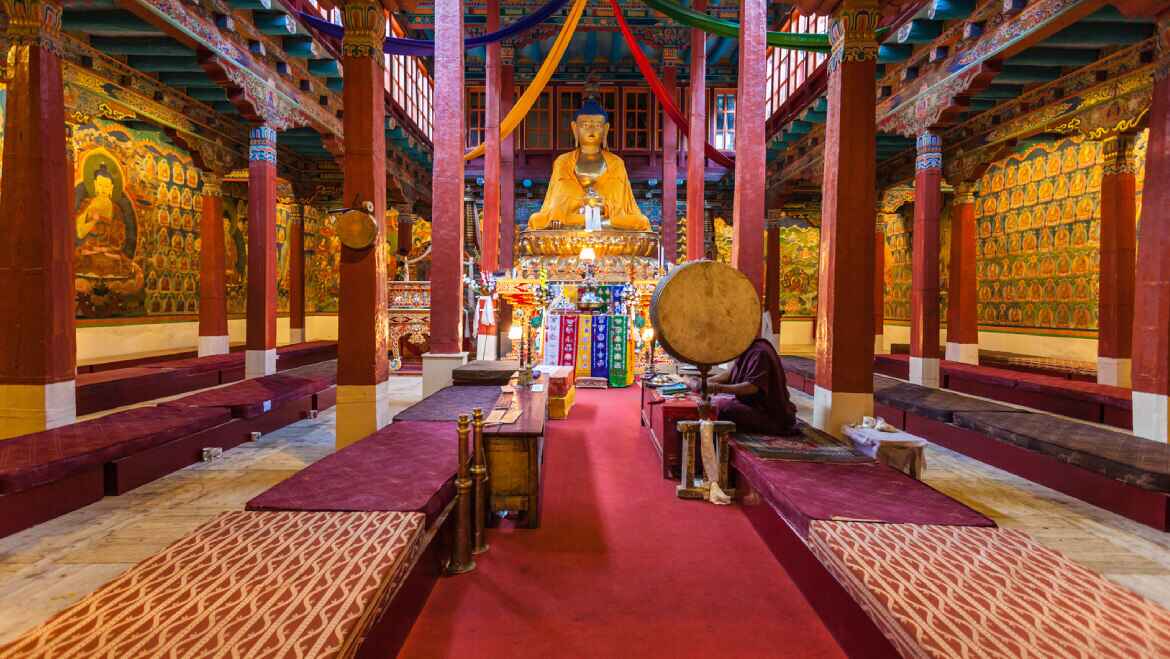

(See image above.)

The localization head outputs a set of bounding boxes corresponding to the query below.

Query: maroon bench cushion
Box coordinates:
[393,385,504,422]
[162,374,323,418]
[276,340,337,356]
[142,352,245,374]
[246,420,457,526]
[874,353,910,379]
[941,361,1022,388]
[1011,372,1131,407]
[0,406,232,495]
[780,356,815,379]
[732,450,995,538]
[75,366,177,387]
[875,381,1018,422]
[279,359,338,389]
[952,411,1170,492]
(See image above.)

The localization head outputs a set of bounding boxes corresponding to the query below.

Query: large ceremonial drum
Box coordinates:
[650,261,761,367]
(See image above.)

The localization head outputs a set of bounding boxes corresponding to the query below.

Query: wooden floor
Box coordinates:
[1,372,1169,646]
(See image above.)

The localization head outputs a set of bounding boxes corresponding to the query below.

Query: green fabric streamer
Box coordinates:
[640,0,888,53]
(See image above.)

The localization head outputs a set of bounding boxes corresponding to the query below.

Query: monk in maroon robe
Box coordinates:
[692,338,799,435]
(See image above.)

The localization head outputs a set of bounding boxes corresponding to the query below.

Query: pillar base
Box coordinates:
[945,342,979,365]
[422,352,469,396]
[812,385,873,439]
[0,381,76,440]
[1097,357,1132,388]
[290,328,305,344]
[335,380,391,449]
[246,349,277,378]
[910,356,940,388]
[874,334,885,355]
[1132,391,1169,443]
[198,335,230,357]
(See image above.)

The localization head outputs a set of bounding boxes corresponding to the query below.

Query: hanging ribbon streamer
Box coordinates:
[608,0,734,170]
[639,0,887,52]
[464,0,587,161]
[299,0,571,57]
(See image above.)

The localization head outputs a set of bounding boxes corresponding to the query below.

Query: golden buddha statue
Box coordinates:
[527,99,651,232]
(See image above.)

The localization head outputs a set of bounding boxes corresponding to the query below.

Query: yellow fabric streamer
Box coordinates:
[464,0,587,161]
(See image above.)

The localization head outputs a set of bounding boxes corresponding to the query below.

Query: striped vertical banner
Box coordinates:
[543,314,561,366]
[591,315,609,379]
[608,315,629,387]
[560,314,579,366]
[576,314,593,378]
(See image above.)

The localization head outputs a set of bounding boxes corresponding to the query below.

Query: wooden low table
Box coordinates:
[484,384,549,528]
[453,359,520,386]
[842,425,927,480]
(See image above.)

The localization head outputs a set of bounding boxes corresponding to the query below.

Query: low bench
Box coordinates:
[276,340,338,371]
[0,406,232,538]
[0,511,433,659]
[393,385,505,422]
[452,359,519,386]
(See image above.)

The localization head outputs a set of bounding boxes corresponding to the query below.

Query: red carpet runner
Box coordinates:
[400,386,844,658]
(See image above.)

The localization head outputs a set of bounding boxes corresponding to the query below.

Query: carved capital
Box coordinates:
[953,182,977,205]
[341,0,386,62]
[286,202,304,225]
[2,0,62,54]
[249,124,277,164]
[915,131,942,171]
[1101,133,1140,176]
[202,172,223,197]
[828,2,879,71]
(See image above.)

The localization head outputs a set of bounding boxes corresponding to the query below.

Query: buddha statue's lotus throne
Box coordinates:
[526,98,651,233]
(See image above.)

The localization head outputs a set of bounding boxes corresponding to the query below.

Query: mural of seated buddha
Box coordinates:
[526,98,651,232]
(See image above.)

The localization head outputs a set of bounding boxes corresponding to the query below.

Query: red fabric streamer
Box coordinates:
[607,0,735,170]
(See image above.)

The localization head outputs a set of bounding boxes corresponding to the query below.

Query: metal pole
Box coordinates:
[472,407,490,554]
[448,414,476,574]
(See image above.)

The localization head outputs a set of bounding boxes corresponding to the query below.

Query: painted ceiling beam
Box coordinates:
[225,0,272,10]
[927,0,975,20]
[1006,46,1099,66]
[127,54,202,72]
[1041,22,1152,47]
[1080,5,1153,21]
[971,83,1024,100]
[308,58,340,77]
[62,10,163,33]
[283,35,320,59]
[157,72,223,88]
[185,87,229,101]
[878,43,913,62]
[895,19,942,44]
[252,11,297,36]
[996,64,1065,83]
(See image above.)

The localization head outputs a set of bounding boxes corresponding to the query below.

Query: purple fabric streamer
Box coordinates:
[299,0,569,57]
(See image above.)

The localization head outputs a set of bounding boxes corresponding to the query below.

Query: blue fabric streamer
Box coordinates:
[590,315,610,380]
[298,0,570,57]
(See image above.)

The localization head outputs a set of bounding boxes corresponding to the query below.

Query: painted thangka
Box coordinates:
[973,135,1143,331]
[776,226,819,318]
[220,189,297,316]
[305,206,340,313]
[543,312,635,387]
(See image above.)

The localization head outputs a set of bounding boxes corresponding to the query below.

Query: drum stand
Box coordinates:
[676,364,736,499]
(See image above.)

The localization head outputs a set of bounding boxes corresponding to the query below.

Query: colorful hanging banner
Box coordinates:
[576,314,593,379]
[608,316,629,388]
[591,315,610,379]
[638,0,833,52]
[544,314,562,366]
[560,314,579,367]
[465,0,587,161]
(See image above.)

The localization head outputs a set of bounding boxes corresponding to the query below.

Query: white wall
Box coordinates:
[778,319,815,350]
[878,322,1097,362]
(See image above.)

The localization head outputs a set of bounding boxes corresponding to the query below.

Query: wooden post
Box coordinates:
[1098,133,1137,386]
[336,0,390,447]
[0,0,76,438]
[812,0,879,437]
[874,214,885,354]
[246,124,278,378]
[910,131,942,387]
[685,0,707,262]
[199,173,229,356]
[471,407,489,555]
[500,49,516,271]
[288,201,306,344]
[424,0,469,395]
[449,414,476,574]
[731,0,767,295]
[481,0,501,273]
[945,183,980,365]
[661,56,679,265]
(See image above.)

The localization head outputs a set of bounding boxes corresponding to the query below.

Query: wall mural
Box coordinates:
[305,206,339,313]
[777,226,819,318]
[222,196,249,315]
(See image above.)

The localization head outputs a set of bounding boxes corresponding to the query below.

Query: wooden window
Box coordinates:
[713,90,735,151]
[557,88,584,149]
[623,89,652,151]
[523,90,553,150]
[466,88,486,148]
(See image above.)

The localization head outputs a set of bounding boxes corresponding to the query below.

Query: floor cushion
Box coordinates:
[393,385,504,422]
[280,359,338,389]
[1011,372,1131,407]
[952,411,1170,491]
[162,373,322,418]
[732,450,994,538]
[142,352,245,374]
[247,420,458,526]
[0,511,425,659]
[809,522,1170,659]
[940,360,1021,388]
[0,406,231,495]
[875,381,1019,422]
[277,340,337,356]
[780,356,816,380]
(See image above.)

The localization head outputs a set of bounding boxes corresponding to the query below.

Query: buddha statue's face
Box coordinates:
[94,175,114,199]
[571,114,608,152]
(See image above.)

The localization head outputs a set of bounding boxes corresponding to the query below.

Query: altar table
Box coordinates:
[485,384,549,528]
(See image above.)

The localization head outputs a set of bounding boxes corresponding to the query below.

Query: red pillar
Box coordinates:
[874,216,885,354]
[481,0,501,273]
[661,57,679,265]
[424,0,468,394]
[1098,133,1137,386]
[288,202,306,344]
[499,51,516,271]
[764,223,781,338]
[198,173,228,356]
[337,0,390,446]
[732,0,766,295]
[0,0,76,438]
[945,183,980,365]
[685,0,707,262]
[813,0,879,436]
[245,125,278,377]
[910,131,942,387]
